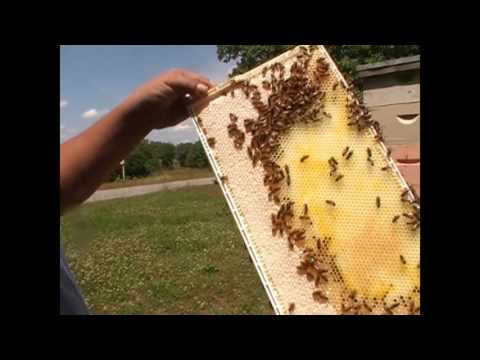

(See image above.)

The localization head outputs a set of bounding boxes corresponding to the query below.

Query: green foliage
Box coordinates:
[325,45,420,80]
[124,140,158,178]
[217,45,294,77]
[217,45,420,80]
[175,143,194,167]
[185,141,209,168]
[108,139,211,182]
[150,142,176,168]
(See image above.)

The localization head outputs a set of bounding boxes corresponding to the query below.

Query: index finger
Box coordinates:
[179,69,214,89]
[165,69,214,97]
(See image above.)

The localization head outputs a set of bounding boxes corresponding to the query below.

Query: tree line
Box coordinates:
[216,45,420,81]
[110,139,209,180]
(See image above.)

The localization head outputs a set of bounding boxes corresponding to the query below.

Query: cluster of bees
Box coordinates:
[339,286,420,315]
[271,201,309,250]
[398,197,420,231]
[213,45,419,315]
[345,86,382,140]
[227,113,246,149]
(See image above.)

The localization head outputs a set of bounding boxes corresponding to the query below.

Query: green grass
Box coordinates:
[99,168,214,190]
[61,185,273,315]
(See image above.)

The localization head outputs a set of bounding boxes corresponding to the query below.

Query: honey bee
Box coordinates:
[312,290,328,303]
[262,67,268,78]
[230,90,235,98]
[285,165,291,186]
[326,200,336,207]
[367,158,375,166]
[345,151,353,160]
[315,272,328,286]
[363,301,373,313]
[387,148,392,158]
[375,134,384,143]
[347,290,357,301]
[329,157,338,166]
[207,137,216,148]
[347,120,358,127]
[389,303,400,311]
[392,215,401,223]
[247,146,253,160]
[229,113,238,123]
[303,204,309,216]
[400,255,407,265]
[409,301,418,315]
[381,166,390,171]
[342,146,350,157]
[376,196,381,208]
[335,174,344,182]
[288,302,295,313]
[367,147,372,158]
[332,81,339,91]
[384,308,393,315]
[300,155,310,162]
[220,176,228,183]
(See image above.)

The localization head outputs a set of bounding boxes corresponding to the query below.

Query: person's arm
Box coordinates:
[60,69,213,215]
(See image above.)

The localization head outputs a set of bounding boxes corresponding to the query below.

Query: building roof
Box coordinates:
[356,55,420,78]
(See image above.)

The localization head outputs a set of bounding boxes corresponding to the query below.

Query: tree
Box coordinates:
[124,140,158,178]
[325,45,420,80]
[217,45,420,80]
[150,142,176,168]
[185,141,209,168]
[175,142,194,167]
[217,45,294,77]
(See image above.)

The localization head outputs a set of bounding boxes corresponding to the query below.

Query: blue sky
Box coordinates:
[60,45,235,143]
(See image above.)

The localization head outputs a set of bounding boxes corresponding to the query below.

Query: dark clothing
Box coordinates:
[60,245,89,315]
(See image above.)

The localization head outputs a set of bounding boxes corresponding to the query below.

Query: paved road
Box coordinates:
[85,177,216,203]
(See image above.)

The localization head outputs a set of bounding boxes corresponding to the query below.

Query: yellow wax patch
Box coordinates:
[277,101,419,300]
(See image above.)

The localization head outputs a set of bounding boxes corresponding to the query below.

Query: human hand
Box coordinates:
[124,69,214,129]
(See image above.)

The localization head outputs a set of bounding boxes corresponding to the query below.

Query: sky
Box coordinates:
[60,45,235,144]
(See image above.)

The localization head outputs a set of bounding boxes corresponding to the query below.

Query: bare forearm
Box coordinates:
[60,69,212,215]
[60,98,152,214]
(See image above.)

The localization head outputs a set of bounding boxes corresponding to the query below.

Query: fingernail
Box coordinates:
[196,83,209,94]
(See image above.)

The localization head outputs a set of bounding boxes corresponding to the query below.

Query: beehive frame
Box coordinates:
[190,45,420,315]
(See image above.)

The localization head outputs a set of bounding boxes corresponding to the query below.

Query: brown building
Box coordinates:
[357,56,420,197]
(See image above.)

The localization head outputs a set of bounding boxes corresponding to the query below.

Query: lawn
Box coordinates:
[60,185,273,315]
[99,168,214,190]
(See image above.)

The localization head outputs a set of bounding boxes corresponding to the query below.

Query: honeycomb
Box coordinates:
[190,45,420,315]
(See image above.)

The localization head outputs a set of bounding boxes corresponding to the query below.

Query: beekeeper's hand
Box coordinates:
[60,69,213,214]
[123,69,213,129]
